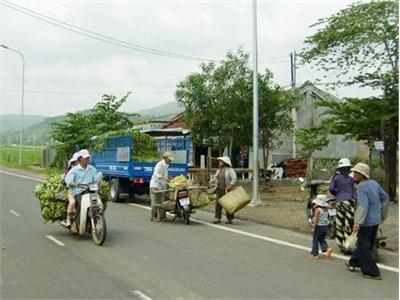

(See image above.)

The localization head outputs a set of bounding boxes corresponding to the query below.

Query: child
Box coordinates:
[64,152,80,227]
[310,194,333,260]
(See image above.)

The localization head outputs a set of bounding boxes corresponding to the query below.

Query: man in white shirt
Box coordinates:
[150,151,174,222]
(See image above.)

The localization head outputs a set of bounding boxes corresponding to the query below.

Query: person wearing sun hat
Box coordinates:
[329,158,356,253]
[346,163,389,280]
[62,152,80,227]
[64,149,102,230]
[310,194,333,260]
[210,156,237,224]
[149,151,174,222]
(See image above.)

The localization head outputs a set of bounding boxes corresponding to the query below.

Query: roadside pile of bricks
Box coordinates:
[284,158,308,177]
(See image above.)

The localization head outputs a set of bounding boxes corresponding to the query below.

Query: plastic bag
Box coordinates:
[343,232,358,252]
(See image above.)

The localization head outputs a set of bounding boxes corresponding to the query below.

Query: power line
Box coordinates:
[57,2,194,53]
[1,0,215,62]
[3,88,173,96]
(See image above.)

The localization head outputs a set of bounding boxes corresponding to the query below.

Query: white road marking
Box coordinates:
[0,170,45,182]
[45,235,65,247]
[9,210,20,216]
[131,290,153,300]
[129,203,399,274]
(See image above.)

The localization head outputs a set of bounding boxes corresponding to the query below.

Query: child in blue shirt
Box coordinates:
[310,194,333,260]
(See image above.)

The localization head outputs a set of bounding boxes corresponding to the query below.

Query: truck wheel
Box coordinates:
[109,179,123,203]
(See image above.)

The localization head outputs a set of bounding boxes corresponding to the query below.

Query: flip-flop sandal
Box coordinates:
[345,262,356,272]
[363,274,382,280]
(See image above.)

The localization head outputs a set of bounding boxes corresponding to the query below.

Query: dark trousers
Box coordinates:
[311,225,328,256]
[215,188,234,220]
[349,225,380,277]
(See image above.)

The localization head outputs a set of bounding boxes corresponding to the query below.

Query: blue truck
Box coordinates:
[90,129,191,202]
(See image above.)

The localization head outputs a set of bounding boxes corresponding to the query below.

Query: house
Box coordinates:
[268,81,369,165]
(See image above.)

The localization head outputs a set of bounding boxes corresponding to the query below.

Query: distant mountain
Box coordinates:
[0,101,184,145]
[0,115,47,135]
[134,101,183,118]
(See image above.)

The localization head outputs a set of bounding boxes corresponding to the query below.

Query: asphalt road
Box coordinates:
[1,170,398,299]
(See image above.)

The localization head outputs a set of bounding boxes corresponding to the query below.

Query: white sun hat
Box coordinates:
[67,152,80,167]
[78,149,91,159]
[351,163,370,179]
[162,151,174,161]
[312,194,329,207]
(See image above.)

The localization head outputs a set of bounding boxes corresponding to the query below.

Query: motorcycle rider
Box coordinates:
[64,149,102,232]
[150,151,174,222]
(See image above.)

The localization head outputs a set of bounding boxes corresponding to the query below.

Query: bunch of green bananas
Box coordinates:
[34,174,110,222]
[34,173,68,223]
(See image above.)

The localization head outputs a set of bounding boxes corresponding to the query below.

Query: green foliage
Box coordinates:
[176,48,295,154]
[295,126,329,157]
[317,96,396,147]
[89,129,159,162]
[300,0,398,198]
[176,49,252,149]
[301,0,398,89]
[50,92,135,168]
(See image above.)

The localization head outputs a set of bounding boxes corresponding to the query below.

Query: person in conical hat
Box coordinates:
[210,156,237,224]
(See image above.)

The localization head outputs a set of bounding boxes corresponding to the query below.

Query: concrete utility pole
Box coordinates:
[1,44,25,166]
[290,51,297,158]
[251,0,261,204]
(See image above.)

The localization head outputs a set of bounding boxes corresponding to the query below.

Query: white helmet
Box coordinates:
[337,158,352,168]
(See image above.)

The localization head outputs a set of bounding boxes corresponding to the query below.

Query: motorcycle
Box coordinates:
[61,183,107,245]
[299,177,336,239]
[159,185,193,225]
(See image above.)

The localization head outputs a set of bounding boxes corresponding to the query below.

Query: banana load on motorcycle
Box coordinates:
[34,149,109,245]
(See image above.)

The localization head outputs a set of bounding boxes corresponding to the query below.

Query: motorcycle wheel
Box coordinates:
[92,213,107,245]
[183,210,190,225]
[326,220,336,239]
[306,201,314,225]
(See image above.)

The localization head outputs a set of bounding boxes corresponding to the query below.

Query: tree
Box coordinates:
[176,49,296,165]
[317,96,394,162]
[296,126,330,179]
[176,49,253,154]
[51,92,135,168]
[300,0,398,200]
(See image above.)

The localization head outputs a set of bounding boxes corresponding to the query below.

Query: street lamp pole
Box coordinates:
[251,0,261,204]
[1,44,25,166]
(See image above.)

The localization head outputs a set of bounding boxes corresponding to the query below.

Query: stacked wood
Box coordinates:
[283,158,308,177]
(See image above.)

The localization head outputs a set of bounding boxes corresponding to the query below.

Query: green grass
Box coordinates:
[0,145,63,175]
[0,145,42,168]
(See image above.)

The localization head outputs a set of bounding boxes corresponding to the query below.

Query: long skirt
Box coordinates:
[335,200,355,250]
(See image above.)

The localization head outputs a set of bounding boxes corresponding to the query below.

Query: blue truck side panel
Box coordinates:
[91,135,189,182]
